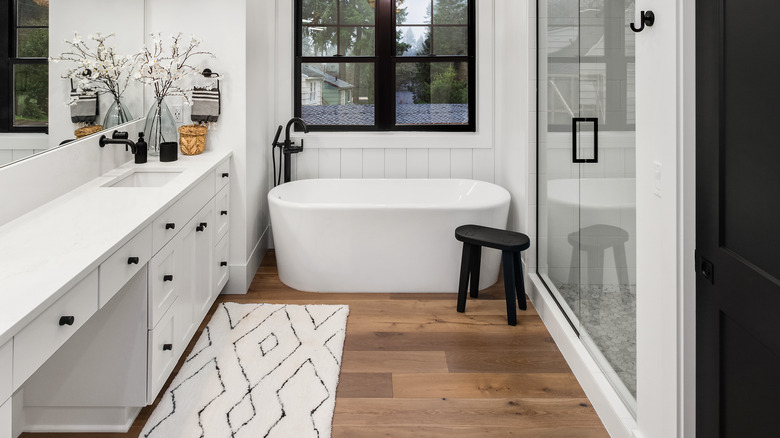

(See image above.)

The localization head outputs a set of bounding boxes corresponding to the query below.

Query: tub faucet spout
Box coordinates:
[284,117,309,152]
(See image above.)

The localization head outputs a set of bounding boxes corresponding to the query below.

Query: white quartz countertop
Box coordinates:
[0,150,232,346]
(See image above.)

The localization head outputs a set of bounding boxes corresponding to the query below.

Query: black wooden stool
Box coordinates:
[455,224,531,326]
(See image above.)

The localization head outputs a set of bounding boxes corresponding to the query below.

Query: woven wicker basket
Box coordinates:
[178,124,208,155]
[74,125,103,139]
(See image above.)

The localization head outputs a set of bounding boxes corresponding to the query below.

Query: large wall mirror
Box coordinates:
[0,0,145,168]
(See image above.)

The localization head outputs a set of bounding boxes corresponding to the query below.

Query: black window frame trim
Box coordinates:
[294,0,476,132]
[1,0,48,134]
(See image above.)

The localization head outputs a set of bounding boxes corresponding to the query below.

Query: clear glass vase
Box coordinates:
[143,98,178,156]
[103,96,133,130]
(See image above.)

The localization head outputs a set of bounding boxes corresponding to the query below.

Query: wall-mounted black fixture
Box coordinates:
[99,131,147,164]
[272,118,309,186]
[630,10,655,32]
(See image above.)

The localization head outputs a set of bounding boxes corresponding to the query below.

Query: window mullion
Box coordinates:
[375,0,393,130]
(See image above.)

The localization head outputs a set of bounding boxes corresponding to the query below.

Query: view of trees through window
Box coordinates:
[11,0,49,129]
[297,0,474,130]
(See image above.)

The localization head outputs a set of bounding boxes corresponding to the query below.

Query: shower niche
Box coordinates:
[537,0,637,413]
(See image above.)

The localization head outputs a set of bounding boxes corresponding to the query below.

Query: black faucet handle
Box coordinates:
[112,131,129,140]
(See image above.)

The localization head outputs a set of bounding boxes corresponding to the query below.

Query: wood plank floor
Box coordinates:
[23,251,607,438]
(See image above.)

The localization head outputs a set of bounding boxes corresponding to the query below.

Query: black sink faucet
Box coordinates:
[99,131,147,164]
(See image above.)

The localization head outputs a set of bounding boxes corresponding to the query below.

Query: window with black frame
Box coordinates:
[0,0,49,133]
[295,0,474,132]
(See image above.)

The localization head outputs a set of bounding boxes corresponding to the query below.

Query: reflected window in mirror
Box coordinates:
[0,0,49,133]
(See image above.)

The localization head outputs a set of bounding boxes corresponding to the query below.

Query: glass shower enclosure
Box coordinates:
[537,0,637,413]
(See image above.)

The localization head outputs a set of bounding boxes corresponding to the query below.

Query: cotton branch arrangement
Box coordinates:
[51,33,135,101]
[133,33,215,103]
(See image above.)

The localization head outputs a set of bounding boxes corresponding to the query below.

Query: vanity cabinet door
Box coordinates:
[0,398,10,438]
[216,160,230,194]
[174,221,197,348]
[215,185,230,244]
[148,299,177,404]
[0,341,11,403]
[214,235,230,295]
[148,240,178,330]
[193,201,215,321]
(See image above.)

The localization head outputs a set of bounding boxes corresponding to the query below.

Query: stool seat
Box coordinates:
[456,225,531,251]
[567,224,630,287]
[455,224,531,326]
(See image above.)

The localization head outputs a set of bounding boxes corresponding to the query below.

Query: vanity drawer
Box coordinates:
[148,239,178,329]
[216,159,230,193]
[215,185,230,244]
[152,174,215,254]
[0,398,10,438]
[0,341,11,402]
[99,225,152,307]
[148,300,177,403]
[13,270,99,390]
[214,235,230,294]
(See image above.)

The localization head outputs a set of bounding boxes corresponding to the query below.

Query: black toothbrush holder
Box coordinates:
[160,142,178,162]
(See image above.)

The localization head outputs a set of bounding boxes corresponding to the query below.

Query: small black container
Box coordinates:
[160,141,178,162]
[135,132,147,164]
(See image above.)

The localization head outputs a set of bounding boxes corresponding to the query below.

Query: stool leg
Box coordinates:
[513,251,527,311]
[502,251,517,326]
[457,243,472,313]
[613,243,630,289]
[588,248,604,286]
[469,245,482,298]
[568,247,579,285]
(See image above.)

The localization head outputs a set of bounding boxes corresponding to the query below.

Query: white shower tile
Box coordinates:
[624,147,636,177]
[296,148,319,180]
[341,149,363,178]
[407,149,429,178]
[525,204,538,238]
[385,149,407,178]
[472,148,495,182]
[318,149,341,178]
[528,173,538,206]
[450,149,473,179]
[603,147,625,175]
[363,148,385,178]
[428,149,451,178]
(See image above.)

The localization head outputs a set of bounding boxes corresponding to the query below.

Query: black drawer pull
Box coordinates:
[196,225,204,232]
[220,261,228,267]
[59,316,75,326]
[163,344,173,351]
[127,257,140,265]
[222,172,229,178]
[165,223,176,230]
[220,211,228,216]
[163,275,174,282]
[200,222,208,228]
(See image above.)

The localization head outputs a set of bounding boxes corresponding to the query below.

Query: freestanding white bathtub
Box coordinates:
[268,179,511,293]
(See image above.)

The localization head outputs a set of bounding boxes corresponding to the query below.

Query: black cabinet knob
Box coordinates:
[127,257,140,265]
[220,211,228,216]
[220,261,228,267]
[59,316,75,326]
[200,222,208,228]
[165,223,176,230]
[163,344,173,351]
[196,225,204,232]
[163,275,174,282]
[222,172,229,178]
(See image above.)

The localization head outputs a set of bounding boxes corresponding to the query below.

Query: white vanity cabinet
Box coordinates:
[2,153,233,434]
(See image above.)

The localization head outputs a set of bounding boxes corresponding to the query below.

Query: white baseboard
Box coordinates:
[23,406,141,433]
[222,226,270,295]
[528,274,637,438]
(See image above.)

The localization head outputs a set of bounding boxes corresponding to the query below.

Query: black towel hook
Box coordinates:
[630,10,655,33]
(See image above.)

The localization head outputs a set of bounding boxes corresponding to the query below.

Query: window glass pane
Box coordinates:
[396,0,430,25]
[17,28,49,58]
[301,63,375,126]
[432,0,467,24]
[396,26,429,55]
[396,61,468,125]
[432,26,467,55]
[339,27,375,56]
[340,0,375,25]
[17,0,48,26]
[303,0,337,25]
[14,64,48,127]
[302,26,338,56]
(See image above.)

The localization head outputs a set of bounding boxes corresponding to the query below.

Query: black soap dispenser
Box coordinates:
[135,132,147,164]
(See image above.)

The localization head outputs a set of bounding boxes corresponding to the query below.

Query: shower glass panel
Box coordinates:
[538,0,637,414]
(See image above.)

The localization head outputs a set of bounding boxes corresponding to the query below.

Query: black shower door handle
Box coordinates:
[572,117,599,163]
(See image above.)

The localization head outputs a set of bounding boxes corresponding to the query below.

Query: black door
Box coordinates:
[697,0,780,436]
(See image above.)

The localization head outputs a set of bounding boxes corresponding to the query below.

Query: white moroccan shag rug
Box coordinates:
[141,302,349,438]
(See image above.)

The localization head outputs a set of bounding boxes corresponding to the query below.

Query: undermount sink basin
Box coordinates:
[105,170,183,188]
